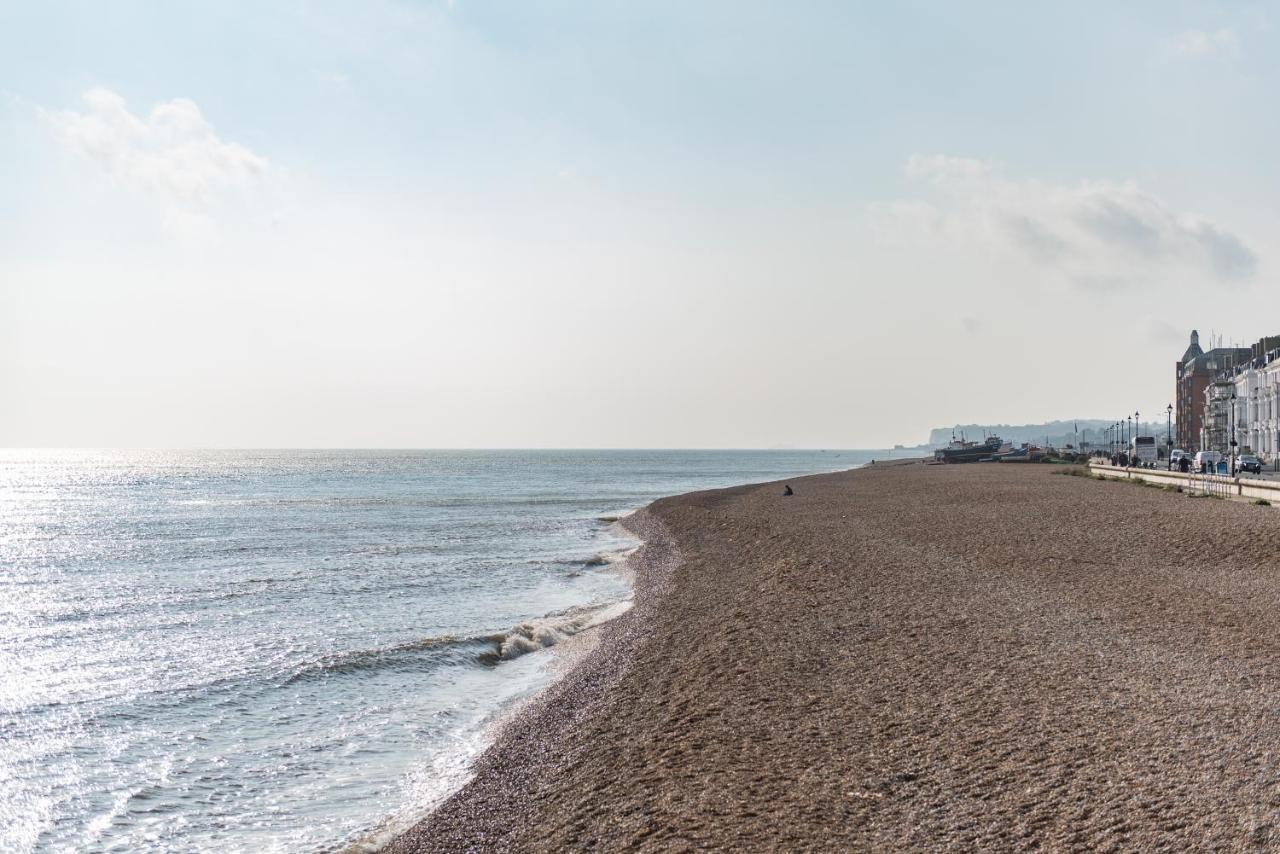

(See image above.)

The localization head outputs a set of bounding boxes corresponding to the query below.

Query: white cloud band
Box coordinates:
[872,155,1257,287]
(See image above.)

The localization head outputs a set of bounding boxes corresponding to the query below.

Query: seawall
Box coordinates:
[1089,460,1280,501]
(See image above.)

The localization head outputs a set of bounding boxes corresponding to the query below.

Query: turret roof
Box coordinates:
[1182,329,1204,365]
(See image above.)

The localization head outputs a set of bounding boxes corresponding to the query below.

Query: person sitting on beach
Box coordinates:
[783,485,794,496]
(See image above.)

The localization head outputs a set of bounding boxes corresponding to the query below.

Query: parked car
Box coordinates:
[1169,449,1189,468]
[1238,454,1263,474]
[1194,451,1222,473]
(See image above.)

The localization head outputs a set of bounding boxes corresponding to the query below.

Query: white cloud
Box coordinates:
[870,155,1258,287]
[867,199,947,245]
[1171,28,1240,57]
[39,88,268,242]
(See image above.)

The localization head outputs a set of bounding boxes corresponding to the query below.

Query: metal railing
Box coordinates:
[1189,470,1233,498]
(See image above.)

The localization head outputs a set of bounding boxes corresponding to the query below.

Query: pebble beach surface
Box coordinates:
[388,460,1280,851]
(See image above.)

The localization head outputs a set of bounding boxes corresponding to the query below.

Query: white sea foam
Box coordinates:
[490,599,634,662]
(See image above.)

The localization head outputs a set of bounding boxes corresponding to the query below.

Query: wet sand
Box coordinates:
[388,460,1280,851]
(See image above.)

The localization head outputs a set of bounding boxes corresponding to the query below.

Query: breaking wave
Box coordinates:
[280,601,633,686]
[552,547,638,569]
[476,600,632,665]
[279,635,495,686]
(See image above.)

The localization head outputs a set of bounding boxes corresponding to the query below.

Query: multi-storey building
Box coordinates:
[1244,359,1280,459]
[1226,337,1280,459]
[1175,330,1250,451]
[1175,330,1205,450]
[1202,379,1235,455]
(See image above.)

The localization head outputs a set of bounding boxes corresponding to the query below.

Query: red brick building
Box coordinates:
[1175,330,1250,451]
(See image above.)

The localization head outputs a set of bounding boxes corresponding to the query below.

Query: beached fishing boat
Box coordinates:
[993,444,1045,463]
[934,435,1003,463]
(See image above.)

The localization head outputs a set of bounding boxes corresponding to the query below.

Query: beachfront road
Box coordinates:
[391,461,1280,851]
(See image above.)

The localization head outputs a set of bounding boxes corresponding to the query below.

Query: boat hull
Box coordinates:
[935,440,1003,463]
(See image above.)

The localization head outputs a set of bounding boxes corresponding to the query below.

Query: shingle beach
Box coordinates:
[389,460,1280,851]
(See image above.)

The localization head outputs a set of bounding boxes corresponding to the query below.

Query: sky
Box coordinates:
[4,1,1280,448]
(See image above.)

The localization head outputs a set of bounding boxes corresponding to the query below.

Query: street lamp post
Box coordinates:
[1223,391,1233,478]
[1135,410,1140,467]
[1166,403,1173,470]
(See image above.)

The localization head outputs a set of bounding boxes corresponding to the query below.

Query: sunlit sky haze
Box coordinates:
[4,2,1279,447]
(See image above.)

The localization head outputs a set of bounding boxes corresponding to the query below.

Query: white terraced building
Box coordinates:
[1225,349,1280,461]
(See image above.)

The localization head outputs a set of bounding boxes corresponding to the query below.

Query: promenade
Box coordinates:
[1090,460,1280,501]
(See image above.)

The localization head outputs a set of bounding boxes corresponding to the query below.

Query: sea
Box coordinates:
[0,448,884,852]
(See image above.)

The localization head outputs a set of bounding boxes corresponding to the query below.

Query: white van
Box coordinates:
[1193,450,1222,473]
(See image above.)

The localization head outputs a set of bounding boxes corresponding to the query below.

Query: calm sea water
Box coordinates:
[0,449,883,852]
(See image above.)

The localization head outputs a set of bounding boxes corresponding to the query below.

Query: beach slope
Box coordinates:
[390,461,1280,850]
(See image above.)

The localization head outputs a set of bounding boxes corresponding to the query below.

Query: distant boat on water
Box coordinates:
[934,435,1003,463]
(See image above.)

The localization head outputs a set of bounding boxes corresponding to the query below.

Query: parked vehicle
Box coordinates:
[1169,449,1189,469]
[1238,454,1263,474]
[1130,436,1158,467]
[1194,451,1222,473]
